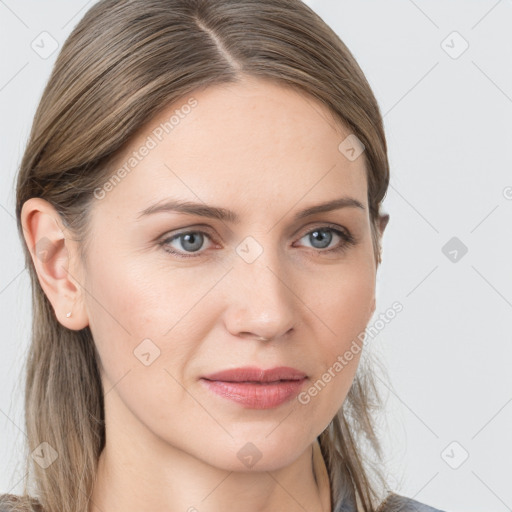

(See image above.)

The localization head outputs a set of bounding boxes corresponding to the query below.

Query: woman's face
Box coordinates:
[82,76,380,471]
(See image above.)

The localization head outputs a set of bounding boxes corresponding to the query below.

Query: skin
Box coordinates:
[22,75,388,512]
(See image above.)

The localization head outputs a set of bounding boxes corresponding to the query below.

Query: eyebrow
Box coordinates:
[136,196,365,223]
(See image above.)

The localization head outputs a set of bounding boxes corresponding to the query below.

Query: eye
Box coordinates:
[294,224,356,254]
[159,230,214,258]
[159,224,356,259]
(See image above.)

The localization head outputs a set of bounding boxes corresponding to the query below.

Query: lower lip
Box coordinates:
[200,378,307,409]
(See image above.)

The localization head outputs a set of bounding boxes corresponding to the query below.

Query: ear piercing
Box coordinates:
[66,311,72,318]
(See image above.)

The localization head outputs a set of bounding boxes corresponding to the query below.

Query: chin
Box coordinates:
[198,432,310,473]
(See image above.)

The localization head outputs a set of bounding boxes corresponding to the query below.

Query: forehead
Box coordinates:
[95,76,368,217]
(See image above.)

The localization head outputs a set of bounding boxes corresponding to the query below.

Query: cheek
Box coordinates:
[83,254,211,434]
[84,249,224,384]
[297,255,375,425]
[315,254,376,350]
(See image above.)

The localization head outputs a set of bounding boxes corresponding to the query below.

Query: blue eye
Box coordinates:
[161,231,212,256]
[159,224,356,259]
[299,227,347,250]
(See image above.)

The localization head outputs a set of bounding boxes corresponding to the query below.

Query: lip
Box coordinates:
[200,366,308,409]
[202,366,307,383]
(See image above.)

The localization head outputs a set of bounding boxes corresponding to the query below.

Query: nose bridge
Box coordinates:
[224,237,297,340]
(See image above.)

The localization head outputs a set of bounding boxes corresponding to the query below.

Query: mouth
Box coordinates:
[203,378,305,383]
[200,378,307,409]
[201,365,307,383]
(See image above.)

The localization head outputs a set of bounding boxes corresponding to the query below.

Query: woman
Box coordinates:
[2,0,447,511]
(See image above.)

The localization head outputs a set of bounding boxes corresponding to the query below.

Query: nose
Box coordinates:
[222,250,297,342]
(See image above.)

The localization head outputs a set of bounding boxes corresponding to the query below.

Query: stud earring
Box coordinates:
[66,311,72,318]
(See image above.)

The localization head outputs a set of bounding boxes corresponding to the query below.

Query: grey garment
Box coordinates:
[334,490,447,512]
[0,492,447,512]
[376,493,447,512]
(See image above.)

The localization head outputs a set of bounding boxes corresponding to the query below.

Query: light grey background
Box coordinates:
[1,1,511,511]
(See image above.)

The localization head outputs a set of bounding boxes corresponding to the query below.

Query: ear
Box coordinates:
[378,213,390,237]
[20,198,89,330]
[370,213,390,316]
[375,212,390,266]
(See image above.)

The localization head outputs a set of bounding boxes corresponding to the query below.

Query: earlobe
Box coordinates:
[21,198,89,330]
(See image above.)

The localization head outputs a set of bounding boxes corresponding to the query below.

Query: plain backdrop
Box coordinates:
[1,1,511,511]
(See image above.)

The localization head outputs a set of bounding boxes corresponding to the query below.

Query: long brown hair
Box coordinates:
[9,1,391,511]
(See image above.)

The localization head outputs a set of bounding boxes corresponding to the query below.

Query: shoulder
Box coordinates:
[0,493,43,512]
[377,492,448,512]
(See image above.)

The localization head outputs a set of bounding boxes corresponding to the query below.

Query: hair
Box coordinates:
[8,1,392,511]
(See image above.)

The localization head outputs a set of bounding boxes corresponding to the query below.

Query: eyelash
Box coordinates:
[158,224,357,259]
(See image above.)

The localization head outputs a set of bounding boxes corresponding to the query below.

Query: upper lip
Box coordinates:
[202,366,307,383]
